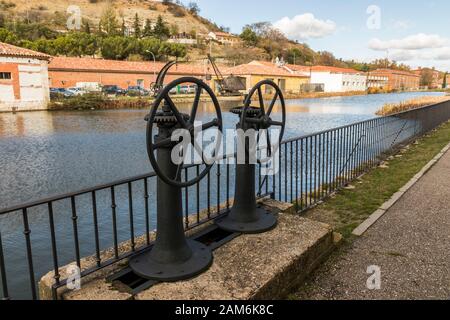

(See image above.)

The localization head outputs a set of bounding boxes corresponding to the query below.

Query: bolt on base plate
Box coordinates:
[129,240,213,282]
[215,207,277,234]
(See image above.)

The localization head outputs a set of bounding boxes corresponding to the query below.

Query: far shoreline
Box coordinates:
[1,89,447,114]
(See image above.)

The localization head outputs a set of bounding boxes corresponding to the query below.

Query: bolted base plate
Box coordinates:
[215,207,277,234]
[129,240,213,282]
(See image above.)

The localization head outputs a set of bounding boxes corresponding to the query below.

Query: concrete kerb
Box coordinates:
[352,140,450,237]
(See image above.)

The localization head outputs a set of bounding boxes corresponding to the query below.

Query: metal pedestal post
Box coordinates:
[129,125,213,282]
[216,163,277,233]
[216,119,277,234]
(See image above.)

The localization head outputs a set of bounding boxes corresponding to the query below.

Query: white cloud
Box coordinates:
[367,33,450,71]
[368,33,449,51]
[389,47,450,61]
[273,13,336,41]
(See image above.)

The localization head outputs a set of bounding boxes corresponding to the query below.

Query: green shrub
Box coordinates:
[49,93,107,110]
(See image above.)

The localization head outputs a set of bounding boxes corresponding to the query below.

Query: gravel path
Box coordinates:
[296,148,450,300]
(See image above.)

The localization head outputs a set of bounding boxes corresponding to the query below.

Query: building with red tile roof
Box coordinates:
[205,31,241,46]
[48,57,311,94]
[371,69,420,91]
[48,56,209,90]
[412,67,442,89]
[0,42,51,112]
[223,61,310,93]
[267,61,366,93]
[0,42,51,61]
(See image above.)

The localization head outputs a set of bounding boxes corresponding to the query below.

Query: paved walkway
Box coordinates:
[297,148,450,300]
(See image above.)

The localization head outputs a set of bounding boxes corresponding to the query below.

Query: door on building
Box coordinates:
[265,79,274,94]
[137,79,144,89]
[278,79,286,92]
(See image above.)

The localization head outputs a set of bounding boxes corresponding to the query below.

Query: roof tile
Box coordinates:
[49,56,207,75]
[0,42,51,60]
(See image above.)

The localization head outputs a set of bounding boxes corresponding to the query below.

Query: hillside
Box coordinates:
[0,0,417,71]
[0,0,216,35]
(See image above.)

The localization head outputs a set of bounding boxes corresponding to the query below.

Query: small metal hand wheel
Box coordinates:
[240,80,286,159]
[147,77,223,188]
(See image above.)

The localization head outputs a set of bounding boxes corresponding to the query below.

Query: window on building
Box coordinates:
[0,72,12,80]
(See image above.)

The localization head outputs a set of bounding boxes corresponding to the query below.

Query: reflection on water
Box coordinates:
[0,91,445,209]
[0,91,445,298]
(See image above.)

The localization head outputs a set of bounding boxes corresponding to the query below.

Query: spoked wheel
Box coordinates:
[146,77,223,188]
[241,80,286,162]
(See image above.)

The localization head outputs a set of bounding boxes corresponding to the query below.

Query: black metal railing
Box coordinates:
[1,101,450,300]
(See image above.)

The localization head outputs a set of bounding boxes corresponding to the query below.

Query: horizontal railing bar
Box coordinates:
[282,101,447,144]
[0,154,239,216]
[0,172,156,215]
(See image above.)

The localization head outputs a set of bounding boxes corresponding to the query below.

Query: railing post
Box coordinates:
[0,230,9,300]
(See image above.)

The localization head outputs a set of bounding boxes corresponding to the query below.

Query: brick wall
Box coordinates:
[0,62,21,100]
[48,70,208,90]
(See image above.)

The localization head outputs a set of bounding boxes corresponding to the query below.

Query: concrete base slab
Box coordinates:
[135,215,335,300]
[41,199,337,300]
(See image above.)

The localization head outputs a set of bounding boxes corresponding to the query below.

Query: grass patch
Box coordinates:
[304,120,450,240]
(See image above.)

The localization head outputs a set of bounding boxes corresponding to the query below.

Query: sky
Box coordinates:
[188,0,450,71]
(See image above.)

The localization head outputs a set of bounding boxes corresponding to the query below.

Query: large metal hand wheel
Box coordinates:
[241,80,286,159]
[146,77,223,188]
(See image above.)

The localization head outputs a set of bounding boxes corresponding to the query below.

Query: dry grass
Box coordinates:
[376,96,450,116]
[7,0,211,34]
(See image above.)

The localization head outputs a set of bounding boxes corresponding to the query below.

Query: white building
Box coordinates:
[206,31,241,46]
[285,64,368,93]
[0,42,51,112]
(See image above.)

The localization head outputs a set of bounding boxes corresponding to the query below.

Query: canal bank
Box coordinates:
[291,120,450,299]
[0,92,449,299]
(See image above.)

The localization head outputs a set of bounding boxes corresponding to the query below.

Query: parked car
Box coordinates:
[67,87,87,96]
[127,86,150,96]
[50,88,75,98]
[179,84,197,94]
[76,82,101,93]
[169,86,178,95]
[102,85,126,96]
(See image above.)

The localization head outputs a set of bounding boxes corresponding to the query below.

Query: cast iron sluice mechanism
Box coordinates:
[113,67,286,294]
[216,80,286,234]
[129,76,223,282]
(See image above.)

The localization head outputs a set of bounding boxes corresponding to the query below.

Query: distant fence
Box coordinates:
[1,101,450,300]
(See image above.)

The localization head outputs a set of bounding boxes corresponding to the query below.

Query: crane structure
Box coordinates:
[207,54,245,96]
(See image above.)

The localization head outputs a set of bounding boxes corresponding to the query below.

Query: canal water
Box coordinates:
[0,91,445,299]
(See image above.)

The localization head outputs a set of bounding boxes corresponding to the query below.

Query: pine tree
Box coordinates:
[133,13,141,38]
[143,18,152,37]
[83,21,91,34]
[153,15,170,40]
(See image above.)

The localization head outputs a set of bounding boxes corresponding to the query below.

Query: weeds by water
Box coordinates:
[376,96,450,116]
